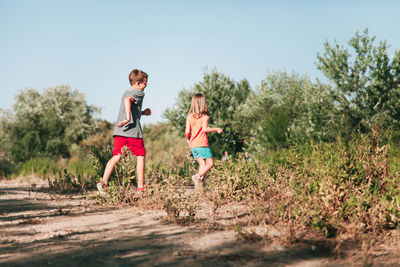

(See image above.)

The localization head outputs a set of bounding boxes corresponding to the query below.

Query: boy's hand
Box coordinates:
[142,108,152,116]
[217,128,223,134]
[117,119,129,128]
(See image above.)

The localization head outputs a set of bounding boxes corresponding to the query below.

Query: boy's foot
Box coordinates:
[133,187,145,200]
[137,187,145,193]
[97,181,107,195]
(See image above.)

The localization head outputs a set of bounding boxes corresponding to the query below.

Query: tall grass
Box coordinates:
[93,127,400,240]
[4,123,400,242]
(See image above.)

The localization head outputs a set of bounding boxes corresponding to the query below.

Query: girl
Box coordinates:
[185,93,223,190]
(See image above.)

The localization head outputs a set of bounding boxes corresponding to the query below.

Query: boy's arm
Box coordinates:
[117,96,135,128]
[202,115,223,134]
[141,108,152,116]
[185,116,191,142]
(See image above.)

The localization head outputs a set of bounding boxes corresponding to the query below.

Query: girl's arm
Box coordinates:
[202,115,223,134]
[185,116,191,142]
[117,96,135,127]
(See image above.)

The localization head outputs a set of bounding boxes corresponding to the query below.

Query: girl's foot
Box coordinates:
[202,177,206,188]
[198,174,206,188]
[191,174,202,190]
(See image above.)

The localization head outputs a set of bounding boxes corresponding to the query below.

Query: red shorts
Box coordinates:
[113,136,146,156]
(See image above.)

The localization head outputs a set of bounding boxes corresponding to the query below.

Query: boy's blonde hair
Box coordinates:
[189,93,209,118]
[129,69,148,86]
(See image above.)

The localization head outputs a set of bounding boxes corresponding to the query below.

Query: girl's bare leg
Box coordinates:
[196,157,206,176]
[198,157,214,177]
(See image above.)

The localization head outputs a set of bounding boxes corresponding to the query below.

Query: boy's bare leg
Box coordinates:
[136,155,145,188]
[101,155,121,185]
[199,157,214,177]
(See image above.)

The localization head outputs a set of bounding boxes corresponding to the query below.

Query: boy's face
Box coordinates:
[138,79,147,90]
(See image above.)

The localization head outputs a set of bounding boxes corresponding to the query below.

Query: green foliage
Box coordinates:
[85,125,400,238]
[142,123,187,167]
[101,150,138,204]
[163,69,251,157]
[264,128,400,236]
[209,158,262,201]
[0,85,100,162]
[81,120,113,153]
[317,28,400,138]
[17,157,61,178]
[66,160,95,177]
[235,71,336,158]
[48,169,97,193]
[0,157,14,178]
[7,156,98,193]
[91,143,114,179]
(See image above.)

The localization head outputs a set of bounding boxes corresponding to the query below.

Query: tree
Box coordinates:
[0,85,100,162]
[234,71,336,157]
[163,69,251,157]
[317,29,400,137]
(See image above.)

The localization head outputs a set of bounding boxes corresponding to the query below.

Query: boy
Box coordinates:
[97,69,151,195]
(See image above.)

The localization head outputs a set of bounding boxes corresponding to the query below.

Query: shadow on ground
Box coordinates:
[0,184,345,267]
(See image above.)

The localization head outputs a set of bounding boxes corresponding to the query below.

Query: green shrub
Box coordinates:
[0,158,14,178]
[86,126,400,239]
[48,169,97,193]
[91,144,113,179]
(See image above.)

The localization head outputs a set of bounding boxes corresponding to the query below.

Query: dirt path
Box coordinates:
[0,178,398,266]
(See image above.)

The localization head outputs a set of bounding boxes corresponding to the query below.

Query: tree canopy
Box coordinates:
[233,71,336,157]
[0,85,99,162]
[317,29,400,137]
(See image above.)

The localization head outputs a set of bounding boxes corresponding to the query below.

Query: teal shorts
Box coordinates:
[190,147,213,159]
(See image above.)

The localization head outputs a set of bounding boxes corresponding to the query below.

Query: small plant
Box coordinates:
[48,169,97,193]
[235,226,263,242]
[48,170,80,192]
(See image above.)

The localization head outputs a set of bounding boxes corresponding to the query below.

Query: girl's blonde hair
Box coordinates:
[189,93,209,118]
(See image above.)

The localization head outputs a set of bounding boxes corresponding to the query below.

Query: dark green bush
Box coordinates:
[0,158,14,178]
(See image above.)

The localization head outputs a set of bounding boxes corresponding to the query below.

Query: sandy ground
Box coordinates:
[1,178,399,267]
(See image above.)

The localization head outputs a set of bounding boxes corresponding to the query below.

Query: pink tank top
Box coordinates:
[188,114,209,148]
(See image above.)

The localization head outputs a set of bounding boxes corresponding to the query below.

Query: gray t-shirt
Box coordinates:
[113,89,145,138]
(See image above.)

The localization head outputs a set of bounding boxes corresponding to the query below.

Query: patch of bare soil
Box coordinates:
[1,178,399,267]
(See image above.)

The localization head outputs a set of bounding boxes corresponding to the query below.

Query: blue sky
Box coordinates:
[1,0,399,124]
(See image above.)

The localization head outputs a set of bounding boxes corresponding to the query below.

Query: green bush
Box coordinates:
[91,144,113,179]
[48,169,97,193]
[258,128,400,236]
[86,125,400,239]
[0,158,14,178]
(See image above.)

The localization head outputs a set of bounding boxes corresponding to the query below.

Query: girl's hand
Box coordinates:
[142,108,152,116]
[217,128,223,134]
[117,119,129,128]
